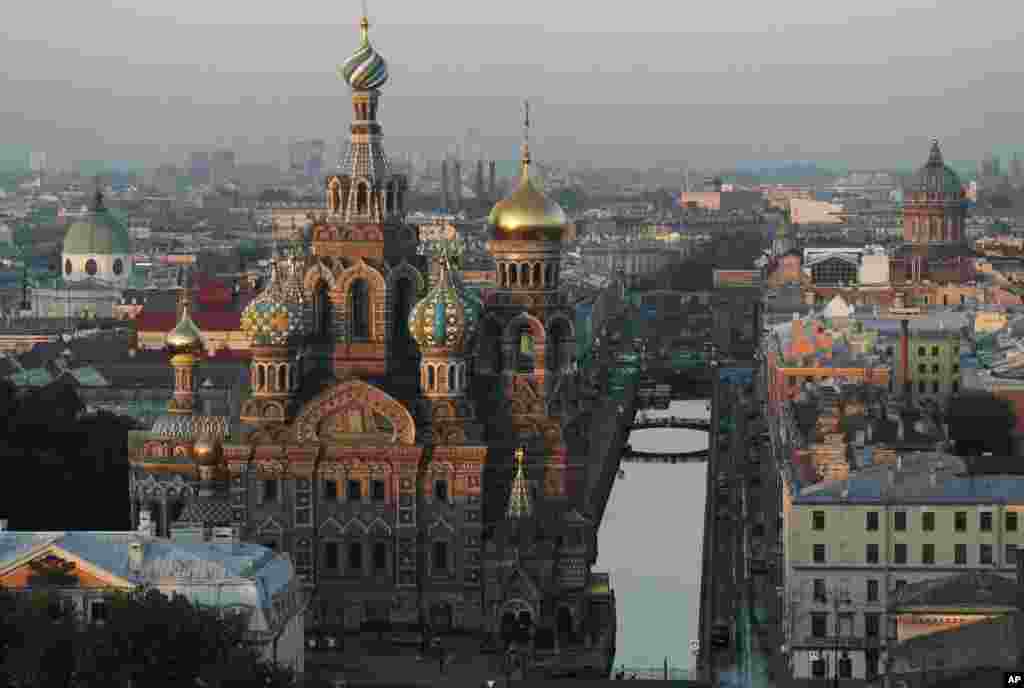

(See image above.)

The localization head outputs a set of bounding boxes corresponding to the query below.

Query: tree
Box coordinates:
[0,586,296,688]
[946,390,1016,456]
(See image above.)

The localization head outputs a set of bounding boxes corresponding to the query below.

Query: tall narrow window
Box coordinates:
[350,279,370,340]
[356,183,368,214]
[374,542,388,572]
[433,541,448,574]
[314,283,331,337]
[348,542,363,572]
[325,542,339,570]
[532,263,541,287]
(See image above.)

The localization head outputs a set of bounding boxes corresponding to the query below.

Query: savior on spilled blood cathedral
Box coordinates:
[129,14,615,667]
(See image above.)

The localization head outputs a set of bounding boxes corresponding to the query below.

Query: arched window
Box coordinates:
[499,263,507,288]
[256,364,265,392]
[356,183,368,215]
[545,263,553,286]
[449,364,456,392]
[113,258,124,275]
[392,277,414,346]
[64,259,72,275]
[428,365,436,391]
[509,264,518,286]
[532,263,541,288]
[519,264,528,286]
[314,283,332,338]
[85,259,98,276]
[350,279,370,340]
[277,365,286,392]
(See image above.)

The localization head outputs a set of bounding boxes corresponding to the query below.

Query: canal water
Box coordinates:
[596,399,710,676]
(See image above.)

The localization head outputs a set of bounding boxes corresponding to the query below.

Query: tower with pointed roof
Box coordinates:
[506,447,532,519]
[303,13,424,382]
[484,100,576,395]
[165,304,204,415]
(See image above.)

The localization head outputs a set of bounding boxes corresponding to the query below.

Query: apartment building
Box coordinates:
[783,452,1024,682]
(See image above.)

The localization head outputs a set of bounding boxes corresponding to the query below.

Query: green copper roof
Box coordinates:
[63,208,132,255]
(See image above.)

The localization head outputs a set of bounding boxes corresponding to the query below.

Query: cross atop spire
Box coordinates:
[520,99,531,176]
[360,0,370,42]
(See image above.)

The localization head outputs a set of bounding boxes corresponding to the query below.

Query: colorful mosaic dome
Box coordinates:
[408,258,483,353]
[240,261,307,346]
[340,17,389,91]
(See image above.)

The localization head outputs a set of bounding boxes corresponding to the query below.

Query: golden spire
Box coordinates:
[360,0,370,42]
[507,447,532,519]
[520,99,531,179]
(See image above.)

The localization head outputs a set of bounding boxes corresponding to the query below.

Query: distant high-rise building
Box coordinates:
[441,159,450,211]
[981,153,1001,179]
[1010,153,1023,183]
[210,150,236,187]
[488,161,496,201]
[475,160,485,202]
[189,152,211,185]
[290,139,326,178]
[29,151,47,175]
[452,159,462,211]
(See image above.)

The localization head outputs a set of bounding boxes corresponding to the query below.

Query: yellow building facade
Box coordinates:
[783,454,1024,682]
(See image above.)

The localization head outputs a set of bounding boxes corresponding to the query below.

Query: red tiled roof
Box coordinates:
[136,310,242,332]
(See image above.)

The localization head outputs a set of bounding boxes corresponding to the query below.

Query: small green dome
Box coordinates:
[63,194,131,255]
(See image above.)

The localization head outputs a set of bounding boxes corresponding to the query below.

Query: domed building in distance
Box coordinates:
[892,139,974,285]
[28,190,135,318]
[62,190,133,286]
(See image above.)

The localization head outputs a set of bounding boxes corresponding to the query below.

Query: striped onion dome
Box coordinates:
[408,254,483,354]
[240,260,306,346]
[340,17,389,91]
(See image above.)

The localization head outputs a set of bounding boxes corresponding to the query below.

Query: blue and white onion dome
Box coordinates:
[408,258,483,354]
[339,16,389,91]
[240,262,306,346]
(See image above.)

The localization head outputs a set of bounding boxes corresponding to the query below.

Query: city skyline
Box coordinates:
[2,1,1024,170]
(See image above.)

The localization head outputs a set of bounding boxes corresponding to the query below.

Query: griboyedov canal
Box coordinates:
[596,398,710,677]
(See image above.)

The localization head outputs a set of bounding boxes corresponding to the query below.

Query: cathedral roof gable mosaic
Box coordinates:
[293,378,416,445]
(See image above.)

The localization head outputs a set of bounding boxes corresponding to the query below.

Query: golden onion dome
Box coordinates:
[488,103,567,241]
[192,436,221,465]
[166,304,204,352]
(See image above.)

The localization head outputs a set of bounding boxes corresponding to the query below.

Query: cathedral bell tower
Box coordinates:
[485,101,575,397]
[239,258,308,438]
[320,15,409,248]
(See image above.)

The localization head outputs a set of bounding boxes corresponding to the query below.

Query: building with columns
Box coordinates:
[129,14,614,675]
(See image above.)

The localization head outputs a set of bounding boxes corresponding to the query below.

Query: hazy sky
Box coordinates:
[2,0,1023,170]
